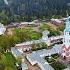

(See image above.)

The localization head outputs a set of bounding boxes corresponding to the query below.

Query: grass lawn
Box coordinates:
[14,28,42,40]
[40,23,60,36]
[0,52,17,70]
[50,61,67,70]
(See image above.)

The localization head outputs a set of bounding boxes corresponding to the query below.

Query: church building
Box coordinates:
[62,16,70,61]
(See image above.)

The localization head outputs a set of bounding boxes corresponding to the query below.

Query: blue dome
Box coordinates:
[64,28,70,32]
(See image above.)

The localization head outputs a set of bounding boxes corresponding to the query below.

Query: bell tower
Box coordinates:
[62,16,70,61]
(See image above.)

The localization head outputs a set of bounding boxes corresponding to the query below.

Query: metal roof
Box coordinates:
[26,44,61,70]
[11,47,22,57]
[64,68,70,70]
[21,62,28,70]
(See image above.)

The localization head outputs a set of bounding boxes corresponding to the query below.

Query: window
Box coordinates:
[69,32,70,35]
[66,32,69,35]
[65,32,66,35]
[67,32,69,35]
[65,32,68,35]
[69,40,70,42]
[64,38,65,42]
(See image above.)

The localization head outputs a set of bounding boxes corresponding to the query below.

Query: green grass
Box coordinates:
[0,27,42,54]
[0,52,17,70]
[40,23,60,36]
[31,42,48,51]
[50,61,67,70]
[51,53,59,59]
[45,54,67,70]
[14,28,42,40]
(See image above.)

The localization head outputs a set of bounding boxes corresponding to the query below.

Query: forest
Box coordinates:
[0,0,70,24]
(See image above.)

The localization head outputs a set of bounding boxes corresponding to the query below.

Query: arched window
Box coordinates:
[69,32,70,35]
[64,56,66,60]
[64,38,65,42]
[69,40,70,42]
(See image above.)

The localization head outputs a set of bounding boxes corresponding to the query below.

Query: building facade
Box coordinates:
[0,23,6,35]
[42,30,50,46]
[62,16,70,61]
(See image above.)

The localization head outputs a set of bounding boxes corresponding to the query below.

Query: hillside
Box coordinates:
[0,0,70,24]
[2,0,70,15]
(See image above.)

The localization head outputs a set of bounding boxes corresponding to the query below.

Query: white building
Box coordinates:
[21,62,28,70]
[51,18,62,24]
[0,23,6,35]
[42,30,50,46]
[62,16,70,61]
[42,30,49,41]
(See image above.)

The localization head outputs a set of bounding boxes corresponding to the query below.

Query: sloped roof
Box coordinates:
[21,62,28,70]
[64,68,70,70]
[11,47,22,57]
